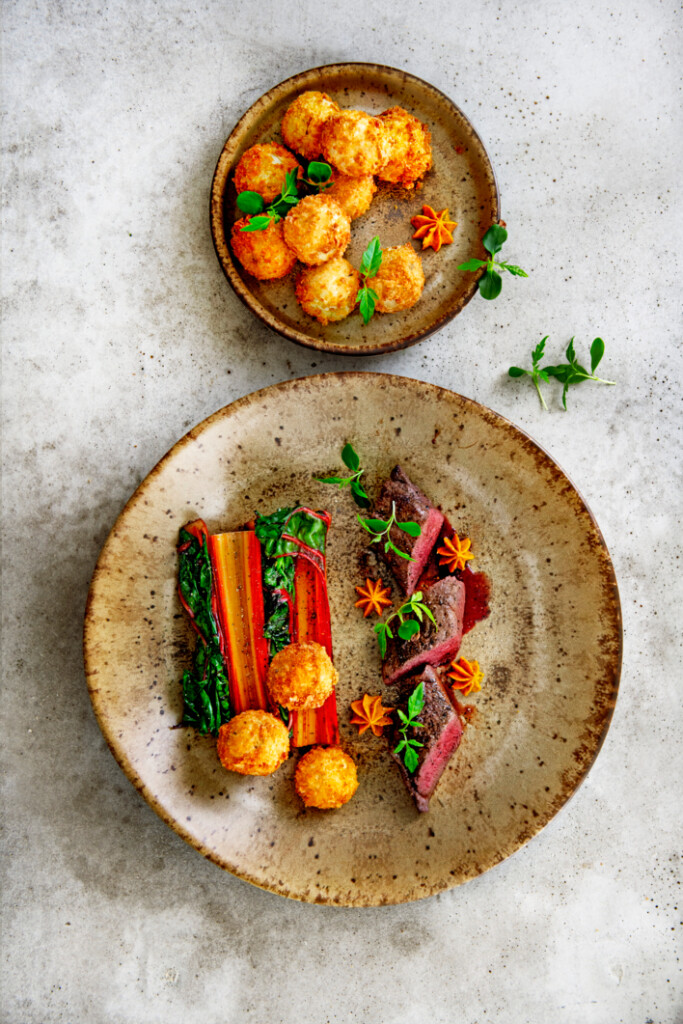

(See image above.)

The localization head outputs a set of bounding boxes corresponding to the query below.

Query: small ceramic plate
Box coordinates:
[84,374,621,906]
[210,63,499,354]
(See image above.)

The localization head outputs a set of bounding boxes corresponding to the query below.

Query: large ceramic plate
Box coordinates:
[210,63,499,354]
[84,374,621,905]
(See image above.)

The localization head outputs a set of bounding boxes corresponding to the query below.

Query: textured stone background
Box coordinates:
[2,1,681,1022]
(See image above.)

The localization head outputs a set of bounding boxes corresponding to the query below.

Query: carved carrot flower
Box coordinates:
[350,693,395,736]
[411,205,458,252]
[447,657,484,696]
[354,578,393,617]
[437,533,474,573]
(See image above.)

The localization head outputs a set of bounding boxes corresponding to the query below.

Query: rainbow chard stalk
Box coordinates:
[208,530,271,715]
[255,506,339,747]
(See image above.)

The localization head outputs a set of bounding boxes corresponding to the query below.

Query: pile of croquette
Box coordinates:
[216,640,358,811]
[230,91,433,325]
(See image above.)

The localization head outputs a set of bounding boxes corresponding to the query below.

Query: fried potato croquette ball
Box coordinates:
[325,172,377,220]
[321,110,390,177]
[266,640,338,711]
[377,107,433,189]
[217,710,290,776]
[230,217,297,280]
[283,194,351,266]
[233,143,301,204]
[294,746,359,809]
[295,257,360,325]
[281,90,340,161]
[372,244,425,313]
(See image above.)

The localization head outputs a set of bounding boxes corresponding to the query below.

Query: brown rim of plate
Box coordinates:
[210,63,500,355]
[83,372,622,904]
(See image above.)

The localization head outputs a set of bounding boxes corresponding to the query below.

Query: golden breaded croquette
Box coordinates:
[294,746,359,809]
[281,90,340,160]
[231,217,297,280]
[378,107,433,188]
[266,640,338,711]
[233,143,301,204]
[217,710,290,776]
[321,110,390,177]
[325,172,377,220]
[295,257,360,325]
[283,194,351,266]
[373,244,425,313]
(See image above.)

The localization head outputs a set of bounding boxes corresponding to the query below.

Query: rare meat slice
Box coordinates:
[388,666,463,812]
[382,576,465,685]
[373,466,444,595]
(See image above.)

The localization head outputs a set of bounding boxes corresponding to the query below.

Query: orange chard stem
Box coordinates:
[208,531,270,715]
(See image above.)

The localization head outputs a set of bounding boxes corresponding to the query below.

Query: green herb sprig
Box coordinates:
[508,336,551,410]
[393,681,426,774]
[459,224,528,299]
[237,161,334,231]
[358,500,422,562]
[237,167,300,231]
[509,336,615,410]
[373,592,436,659]
[355,236,383,324]
[315,442,370,508]
[303,160,333,192]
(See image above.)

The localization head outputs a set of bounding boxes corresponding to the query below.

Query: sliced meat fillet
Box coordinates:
[373,466,444,595]
[382,575,465,685]
[388,666,463,812]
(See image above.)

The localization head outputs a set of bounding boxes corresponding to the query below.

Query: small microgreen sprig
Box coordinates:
[373,592,436,660]
[393,681,426,774]
[544,337,616,409]
[509,336,616,410]
[355,236,383,324]
[303,160,333,192]
[237,167,300,231]
[315,443,371,509]
[459,224,528,299]
[358,500,421,562]
[508,336,551,410]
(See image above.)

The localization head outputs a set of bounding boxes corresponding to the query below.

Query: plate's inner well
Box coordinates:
[84,375,620,905]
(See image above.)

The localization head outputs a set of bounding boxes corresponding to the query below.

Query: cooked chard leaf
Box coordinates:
[256,505,330,657]
[177,527,231,735]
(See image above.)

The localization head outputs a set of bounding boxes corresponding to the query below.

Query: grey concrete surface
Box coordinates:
[2,1,682,1022]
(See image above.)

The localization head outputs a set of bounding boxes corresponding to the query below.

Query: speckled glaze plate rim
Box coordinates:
[210,62,500,355]
[83,372,622,905]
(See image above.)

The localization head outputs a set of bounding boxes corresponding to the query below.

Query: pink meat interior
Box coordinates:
[416,713,463,799]
[405,507,445,595]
